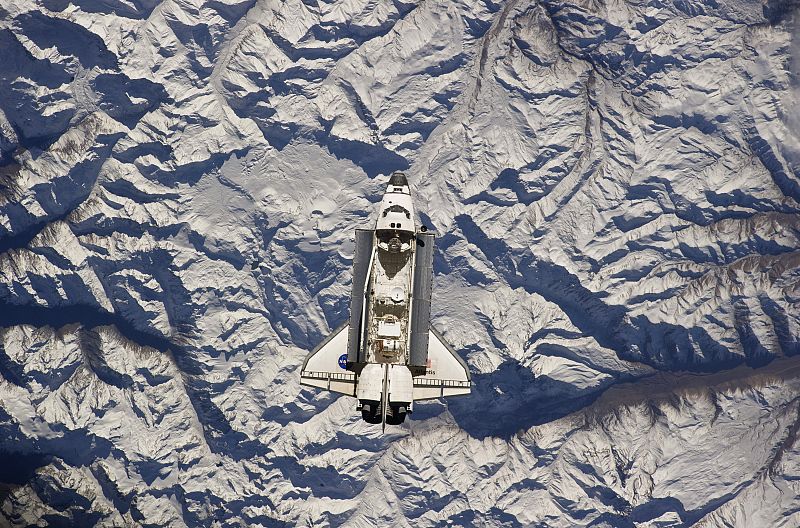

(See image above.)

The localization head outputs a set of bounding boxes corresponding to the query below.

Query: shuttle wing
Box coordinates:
[413,327,471,401]
[300,323,357,396]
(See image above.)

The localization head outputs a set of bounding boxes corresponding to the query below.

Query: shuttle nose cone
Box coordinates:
[389,172,408,186]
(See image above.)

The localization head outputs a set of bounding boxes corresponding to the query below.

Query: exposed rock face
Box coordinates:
[0,0,798,525]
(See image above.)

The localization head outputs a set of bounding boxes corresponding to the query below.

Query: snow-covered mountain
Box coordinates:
[1,0,799,525]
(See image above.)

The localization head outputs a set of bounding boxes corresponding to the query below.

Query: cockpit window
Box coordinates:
[389,172,408,186]
[382,205,411,218]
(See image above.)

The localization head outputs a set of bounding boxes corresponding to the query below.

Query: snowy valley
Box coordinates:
[0,0,799,525]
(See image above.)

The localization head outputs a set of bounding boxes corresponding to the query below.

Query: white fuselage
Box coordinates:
[299,172,471,429]
[368,181,415,363]
[355,181,418,420]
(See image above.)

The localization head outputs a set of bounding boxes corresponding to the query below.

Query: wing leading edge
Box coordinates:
[412,327,471,401]
[301,324,471,401]
[299,323,357,396]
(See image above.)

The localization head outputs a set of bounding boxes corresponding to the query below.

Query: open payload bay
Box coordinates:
[300,172,471,429]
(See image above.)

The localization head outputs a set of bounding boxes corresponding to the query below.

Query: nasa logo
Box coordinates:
[338,354,348,369]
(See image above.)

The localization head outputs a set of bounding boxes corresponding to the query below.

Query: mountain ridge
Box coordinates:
[0,0,799,525]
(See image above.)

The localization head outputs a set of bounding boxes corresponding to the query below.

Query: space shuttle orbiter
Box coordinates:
[300,172,471,429]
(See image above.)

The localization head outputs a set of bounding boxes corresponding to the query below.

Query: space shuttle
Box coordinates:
[300,172,471,429]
